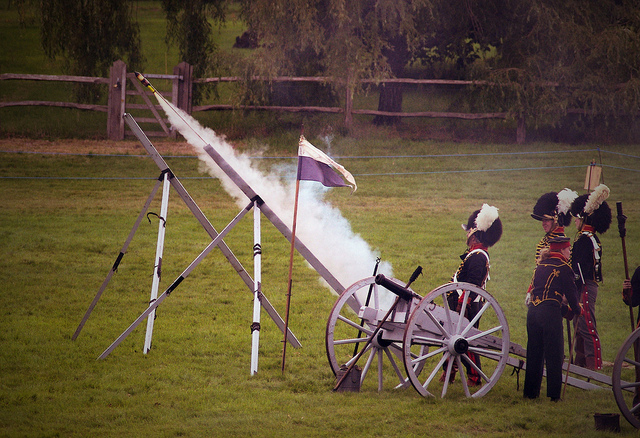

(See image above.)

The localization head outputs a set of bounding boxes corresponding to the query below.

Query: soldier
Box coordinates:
[523,236,582,401]
[444,203,502,386]
[530,189,578,262]
[623,266,640,322]
[526,189,578,306]
[570,184,612,370]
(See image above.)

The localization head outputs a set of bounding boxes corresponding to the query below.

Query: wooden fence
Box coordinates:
[1,60,525,142]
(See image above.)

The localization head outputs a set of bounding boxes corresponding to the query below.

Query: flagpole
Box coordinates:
[282,175,301,374]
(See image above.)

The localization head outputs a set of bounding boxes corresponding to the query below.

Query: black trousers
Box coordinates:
[523,301,564,399]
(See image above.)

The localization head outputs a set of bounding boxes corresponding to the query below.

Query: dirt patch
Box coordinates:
[0,138,199,156]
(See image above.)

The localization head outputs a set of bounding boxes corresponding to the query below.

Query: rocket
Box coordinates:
[134,71,158,94]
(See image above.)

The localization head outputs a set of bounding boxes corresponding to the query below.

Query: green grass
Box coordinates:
[1,137,639,436]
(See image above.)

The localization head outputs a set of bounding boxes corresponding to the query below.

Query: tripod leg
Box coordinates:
[72,179,163,340]
[144,173,171,353]
[98,201,253,359]
[250,201,262,375]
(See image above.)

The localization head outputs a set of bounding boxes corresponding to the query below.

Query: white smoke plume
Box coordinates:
[156,98,392,296]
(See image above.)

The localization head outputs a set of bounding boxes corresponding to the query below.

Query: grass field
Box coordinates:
[2,1,640,436]
[1,132,639,437]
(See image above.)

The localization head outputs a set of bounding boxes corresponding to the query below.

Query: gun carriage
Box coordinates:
[326,271,510,398]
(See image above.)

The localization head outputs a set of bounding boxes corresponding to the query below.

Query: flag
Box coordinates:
[297,135,357,192]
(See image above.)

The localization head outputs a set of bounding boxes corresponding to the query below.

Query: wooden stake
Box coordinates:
[282,178,301,374]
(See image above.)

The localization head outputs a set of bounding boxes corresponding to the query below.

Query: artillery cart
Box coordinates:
[327,272,511,398]
[327,271,631,400]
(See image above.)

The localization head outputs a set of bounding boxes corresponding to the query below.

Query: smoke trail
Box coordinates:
[156,99,392,297]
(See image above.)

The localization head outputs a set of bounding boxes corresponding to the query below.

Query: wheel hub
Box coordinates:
[372,330,393,348]
[448,335,469,356]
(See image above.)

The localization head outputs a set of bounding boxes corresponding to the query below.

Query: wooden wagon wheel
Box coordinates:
[402,282,510,398]
[325,276,425,392]
[612,326,640,429]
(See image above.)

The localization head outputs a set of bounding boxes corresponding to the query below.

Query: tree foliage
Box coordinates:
[239,0,640,137]
[459,0,640,135]
[239,0,432,123]
[161,0,227,104]
[40,0,144,102]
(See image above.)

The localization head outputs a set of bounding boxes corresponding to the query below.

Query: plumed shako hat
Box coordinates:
[531,189,578,226]
[462,203,503,247]
[570,184,612,234]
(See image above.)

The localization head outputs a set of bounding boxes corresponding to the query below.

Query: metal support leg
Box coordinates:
[144,171,171,354]
[72,178,163,340]
[251,200,262,375]
[98,201,254,360]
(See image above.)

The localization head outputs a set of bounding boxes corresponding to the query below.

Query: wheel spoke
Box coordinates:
[442,293,455,334]
[384,346,406,383]
[360,346,376,382]
[412,335,447,346]
[422,353,448,390]
[337,314,374,335]
[423,307,452,339]
[333,337,370,346]
[412,346,447,364]
[456,289,471,334]
[345,343,372,368]
[468,346,503,360]
[621,380,640,390]
[458,356,471,398]
[460,301,491,337]
[441,355,455,397]
[466,324,503,343]
[623,357,640,368]
[460,354,490,382]
[377,349,384,391]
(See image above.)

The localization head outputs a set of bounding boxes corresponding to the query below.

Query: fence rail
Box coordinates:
[1,61,524,142]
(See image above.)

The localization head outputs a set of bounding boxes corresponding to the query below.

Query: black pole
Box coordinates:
[353,258,381,356]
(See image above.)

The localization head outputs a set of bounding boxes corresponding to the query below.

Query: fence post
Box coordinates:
[517,115,526,144]
[172,62,193,138]
[107,60,127,140]
[344,73,353,129]
[174,62,193,114]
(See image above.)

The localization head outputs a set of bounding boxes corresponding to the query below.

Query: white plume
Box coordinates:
[557,188,578,215]
[475,204,499,232]
[584,184,610,215]
[154,98,393,298]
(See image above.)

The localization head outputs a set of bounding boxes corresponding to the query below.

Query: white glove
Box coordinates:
[525,293,531,306]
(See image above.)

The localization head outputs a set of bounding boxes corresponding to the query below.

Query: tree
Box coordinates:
[161,0,227,104]
[463,0,640,140]
[239,0,432,125]
[241,0,640,138]
[40,0,144,102]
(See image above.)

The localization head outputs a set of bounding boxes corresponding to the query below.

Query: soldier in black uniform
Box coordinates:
[523,236,582,401]
[526,189,578,306]
[444,204,502,386]
[570,184,612,370]
[530,189,578,262]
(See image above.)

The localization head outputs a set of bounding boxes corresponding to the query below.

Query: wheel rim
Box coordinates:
[402,282,510,398]
[325,276,423,391]
[612,327,640,429]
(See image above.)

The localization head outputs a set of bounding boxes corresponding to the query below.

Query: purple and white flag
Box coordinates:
[297,136,357,192]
